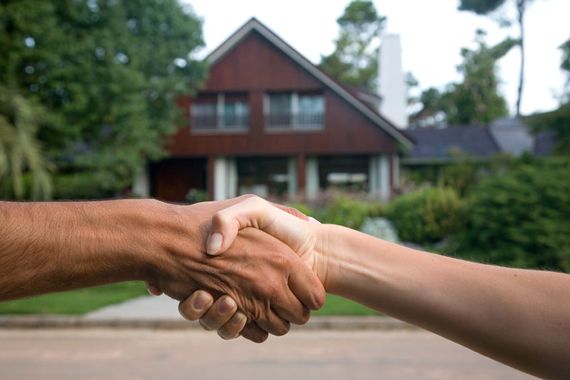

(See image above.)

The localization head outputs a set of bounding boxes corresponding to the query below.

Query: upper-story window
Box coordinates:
[265,92,325,130]
[192,93,249,132]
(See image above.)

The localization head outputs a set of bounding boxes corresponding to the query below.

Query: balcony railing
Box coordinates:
[266,111,324,130]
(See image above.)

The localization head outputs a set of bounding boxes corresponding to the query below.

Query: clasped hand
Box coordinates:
[146,196,326,343]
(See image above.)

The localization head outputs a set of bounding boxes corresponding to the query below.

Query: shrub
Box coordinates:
[386,187,465,244]
[456,161,570,271]
[318,196,381,230]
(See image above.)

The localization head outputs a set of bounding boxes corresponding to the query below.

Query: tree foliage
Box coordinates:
[411,31,516,126]
[319,0,386,92]
[0,0,206,197]
[459,0,531,117]
[562,38,570,95]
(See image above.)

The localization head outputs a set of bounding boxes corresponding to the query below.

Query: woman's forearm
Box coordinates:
[0,200,159,301]
[320,224,570,379]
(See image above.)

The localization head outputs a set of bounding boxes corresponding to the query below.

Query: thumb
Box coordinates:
[205,196,308,255]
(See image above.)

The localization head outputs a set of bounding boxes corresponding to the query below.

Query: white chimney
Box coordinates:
[379,34,408,128]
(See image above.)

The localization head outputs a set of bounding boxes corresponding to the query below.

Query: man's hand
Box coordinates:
[142,197,325,341]
[177,196,330,341]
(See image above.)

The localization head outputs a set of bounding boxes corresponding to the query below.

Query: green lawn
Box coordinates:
[0,282,148,315]
[0,282,377,316]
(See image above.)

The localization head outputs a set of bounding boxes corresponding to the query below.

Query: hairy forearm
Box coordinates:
[0,200,165,301]
[320,224,570,379]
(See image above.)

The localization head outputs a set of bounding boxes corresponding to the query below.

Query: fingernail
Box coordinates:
[218,297,236,314]
[206,233,223,255]
[192,293,209,310]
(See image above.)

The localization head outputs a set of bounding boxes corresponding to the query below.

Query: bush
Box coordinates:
[386,187,465,244]
[52,172,118,200]
[456,161,570,271]
[310,196,383,230]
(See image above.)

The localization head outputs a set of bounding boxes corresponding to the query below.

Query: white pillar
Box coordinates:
[133,166,150,198]
[369,155,390,201]
[227,157,238,198]
[368,156,379,196]
[305,157,319,200]
[287,157,297,199]
[392,154,400,192]
[379,155,390,201]
[214,157,238,200]
[213,157,228,201]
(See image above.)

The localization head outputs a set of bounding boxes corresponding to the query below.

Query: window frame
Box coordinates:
[264,91,325,132]
[191,92,249,134]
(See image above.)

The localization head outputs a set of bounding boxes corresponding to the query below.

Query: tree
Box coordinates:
[561,38,570,97]
[0,0,206,196]
[411,31,517,126]
[459,0,533,117]
[526,38,570,155]
[0,86,51,199]
[319,0,386,92]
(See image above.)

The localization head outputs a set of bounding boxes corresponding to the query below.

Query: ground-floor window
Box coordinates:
[237,157,290,198]
[318,155,369,193]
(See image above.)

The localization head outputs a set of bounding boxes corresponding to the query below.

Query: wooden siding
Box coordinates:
[168,31,397,157]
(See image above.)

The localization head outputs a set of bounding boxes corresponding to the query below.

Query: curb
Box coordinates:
[0,315,417,331]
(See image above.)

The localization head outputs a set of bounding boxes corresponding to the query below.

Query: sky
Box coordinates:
[181,0,570,116]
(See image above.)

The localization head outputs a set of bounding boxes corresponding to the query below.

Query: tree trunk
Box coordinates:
[515,0,526,117]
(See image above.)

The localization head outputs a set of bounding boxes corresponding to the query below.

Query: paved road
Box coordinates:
[0,329,535,380]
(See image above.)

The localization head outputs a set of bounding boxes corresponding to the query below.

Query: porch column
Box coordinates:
[132,166,150,198]
[287,156,298,199]
[368,156,378,196]
[213,156,238,200]
[227,157,238,198]
[213,157,227,201]
[379,155,390,201]
[369,155,390,201]
[305,157,319,200]
[392,154,400,193]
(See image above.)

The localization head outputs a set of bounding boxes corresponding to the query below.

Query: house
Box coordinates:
[403,118,554,165]
[135,18,412,202]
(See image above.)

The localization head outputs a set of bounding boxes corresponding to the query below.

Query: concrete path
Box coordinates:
[0,329,535,380]
[85,295,181,321]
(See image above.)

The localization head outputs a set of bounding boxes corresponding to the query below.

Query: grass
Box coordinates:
[0,282,377,316]
[0,282,148,315]
[316,294,378,316]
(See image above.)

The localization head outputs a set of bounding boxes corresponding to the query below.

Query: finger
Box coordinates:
[199,295,238,331]
[206,197,310,255]
[206,196,272,255]
[240,322,269,343]
[178,290,214,321]
[271,289,311,325]
[217,311,247,340]
[288,260,326,310]
[146,283,163,296]
[255,310,291,337]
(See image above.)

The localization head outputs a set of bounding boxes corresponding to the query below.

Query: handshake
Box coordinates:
[142,195,330,343]
[2,195,568,378]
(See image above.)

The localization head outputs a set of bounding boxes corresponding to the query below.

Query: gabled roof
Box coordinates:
[206,18,413,149]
